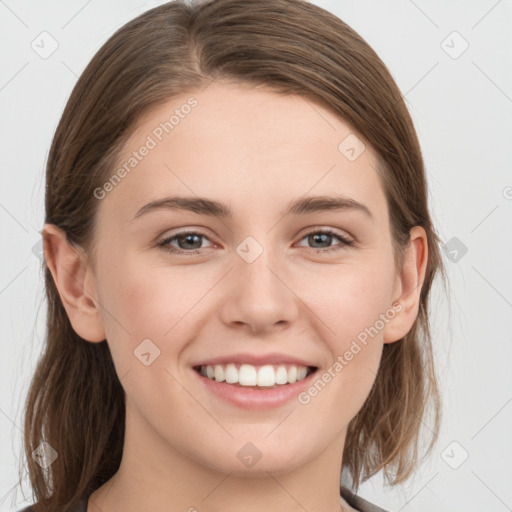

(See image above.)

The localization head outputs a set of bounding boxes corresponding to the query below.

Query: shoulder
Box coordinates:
[341,485,391,512]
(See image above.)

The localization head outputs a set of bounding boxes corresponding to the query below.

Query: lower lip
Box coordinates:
[193,368,317,410]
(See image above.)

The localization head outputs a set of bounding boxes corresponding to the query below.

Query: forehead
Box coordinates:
[100,81,388,226]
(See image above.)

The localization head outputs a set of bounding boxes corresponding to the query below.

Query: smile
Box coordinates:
[194,363,316,388]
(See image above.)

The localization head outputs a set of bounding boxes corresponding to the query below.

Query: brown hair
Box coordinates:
[20,0,448,509]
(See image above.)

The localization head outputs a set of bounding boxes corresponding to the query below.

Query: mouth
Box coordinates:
[193,363,318,389]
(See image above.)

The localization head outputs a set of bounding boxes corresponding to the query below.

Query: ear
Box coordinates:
[42,223,106,343]
[382,226,428,344]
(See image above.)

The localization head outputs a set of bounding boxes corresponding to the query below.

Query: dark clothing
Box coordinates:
[341,486,389,511]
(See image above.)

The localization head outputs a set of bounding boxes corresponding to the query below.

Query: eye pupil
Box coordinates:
[310,233,331,248]
[178,233,202,249]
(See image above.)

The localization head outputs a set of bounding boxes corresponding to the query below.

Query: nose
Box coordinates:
[218,239,300,335]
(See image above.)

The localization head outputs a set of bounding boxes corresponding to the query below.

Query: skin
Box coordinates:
[43,80,427,512]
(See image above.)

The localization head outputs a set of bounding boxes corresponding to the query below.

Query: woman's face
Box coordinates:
[87,81,406,476]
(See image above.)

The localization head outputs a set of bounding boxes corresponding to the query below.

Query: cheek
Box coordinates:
[98,253,196,330]
[96,257,212,366]
[298,282,387,431]
[300,262,394,402]
[303,259,396,346]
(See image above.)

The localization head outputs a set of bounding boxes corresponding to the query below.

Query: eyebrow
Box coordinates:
[132,194,373,221]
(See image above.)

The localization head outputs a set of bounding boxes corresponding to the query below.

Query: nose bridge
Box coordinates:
[235,233,283,295]
[220,232,298,332]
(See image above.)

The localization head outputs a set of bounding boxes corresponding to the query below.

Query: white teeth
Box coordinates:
[225,363,238,384]
[257,365,275,387]
[275,365,288,385]
[198,363,313,387]
[297,367,308,381]
[239,364,257,385]
[214,365,225,382]
[287,365,297,384]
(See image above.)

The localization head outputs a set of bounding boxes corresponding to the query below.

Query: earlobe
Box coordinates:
[42,223,106,343]
[382,226,428,344]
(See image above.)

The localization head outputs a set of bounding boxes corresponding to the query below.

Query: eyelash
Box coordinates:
[157,228,354,256]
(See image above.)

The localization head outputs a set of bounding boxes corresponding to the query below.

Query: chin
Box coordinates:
[192,437,315,477]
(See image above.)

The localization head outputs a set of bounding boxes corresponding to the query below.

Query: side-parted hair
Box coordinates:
[21,0,448,510]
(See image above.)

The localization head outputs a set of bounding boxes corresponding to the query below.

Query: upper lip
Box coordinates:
[192,352,318,368]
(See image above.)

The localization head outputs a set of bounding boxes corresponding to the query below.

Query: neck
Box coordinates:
[88,404,350,512]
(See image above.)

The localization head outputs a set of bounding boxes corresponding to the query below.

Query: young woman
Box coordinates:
[18,1,447,511]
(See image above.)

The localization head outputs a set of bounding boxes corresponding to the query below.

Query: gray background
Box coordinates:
[1,1,511,511]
